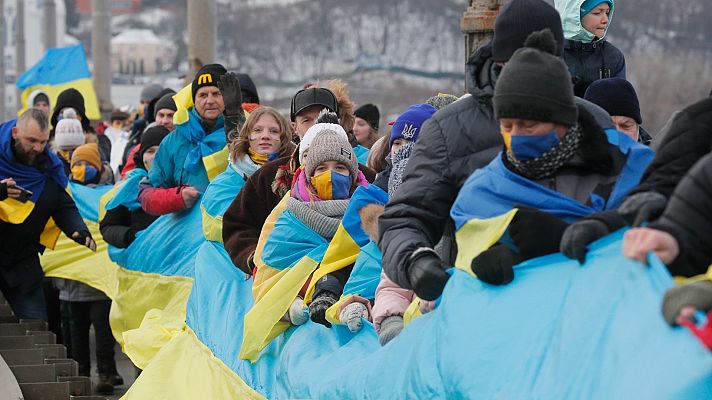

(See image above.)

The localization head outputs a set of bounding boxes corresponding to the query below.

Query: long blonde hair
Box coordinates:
[230,106,293,163]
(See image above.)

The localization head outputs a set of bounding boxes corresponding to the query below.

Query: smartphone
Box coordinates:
[14,185,33,203]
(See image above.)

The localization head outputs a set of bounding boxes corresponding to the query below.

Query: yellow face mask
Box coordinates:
[502,130,512,152]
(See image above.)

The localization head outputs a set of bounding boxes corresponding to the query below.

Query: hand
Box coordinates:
[181,186,200,208]
[1,178,21,200]
[406,249,450,301]
[471,245,522,285]
[618,191,667,227]
[622,227,679,265]
[378,315,404,346]
[662,281,712,326]
[288,297,309,326]
[339,302,369,333]
[72,230,97,252]
[217,72,243,116]
[419,300,436,314]
[309,291,338,328]
[510,207,569,259]
[560,219,611,264]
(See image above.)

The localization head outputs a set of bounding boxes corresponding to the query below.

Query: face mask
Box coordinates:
[503,130,560,161]
[71,164,98,183]
[310,170,352,200]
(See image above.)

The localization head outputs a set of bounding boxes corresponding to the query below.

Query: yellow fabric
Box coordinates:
[201,204,223,242]
[303,224,361,303]
[19,79,101,120]
[39,217,61,250]
[203,146,229,181]
[122,308,187,370]
[502,132,512,152]
[248,148,268,165]
[403,297,423,326]
[674,266,712,284]
[121,327,265,400]
[97,183,122,222]
[0,197,35,224]
[454,209,519,275]
[172,84,194,125]
[252,193,291,275]
[310,171,334,200]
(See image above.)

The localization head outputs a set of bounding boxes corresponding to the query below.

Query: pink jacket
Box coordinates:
[372,270,416,332]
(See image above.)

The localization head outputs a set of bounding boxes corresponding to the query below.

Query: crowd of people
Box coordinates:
[1,0,712,394]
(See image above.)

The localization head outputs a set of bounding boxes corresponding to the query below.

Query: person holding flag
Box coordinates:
[0,109,96,320]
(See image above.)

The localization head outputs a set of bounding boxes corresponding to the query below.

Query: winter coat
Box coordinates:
[651,153,712,277]
[222,151,375,275]
[99,204,158,248]
[555,0,626,96]
[53,278,108,302]
[376,43,503,290]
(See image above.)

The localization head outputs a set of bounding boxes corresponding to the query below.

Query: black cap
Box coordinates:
[191,64,227,100]
[50,88,90,131]
[584,78,642,124]
[135,125,170,170]
[491,0,564,62]
[236,73,260,104]
[290,87,339,122]
[152,90,178,119]
[354,103,380,131]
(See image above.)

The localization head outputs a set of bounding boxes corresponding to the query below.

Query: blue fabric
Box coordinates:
[16,45,91,87]
[201,166,246,234]
[184,230,712,399]
[341,185,388,246]
[108,205,202,278]
[451,131,654,229]
[0,119,68,203]
[510,130,560,160]
[148,108,225,192]
[341,241,382,299]
[105,168,147,212]
[67,182,112,223]
[261,210,329,271]
[178,108,226,176]
[353,145,369,165]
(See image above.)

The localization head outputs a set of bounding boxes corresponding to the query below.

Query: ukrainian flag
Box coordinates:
[16,44,101,120]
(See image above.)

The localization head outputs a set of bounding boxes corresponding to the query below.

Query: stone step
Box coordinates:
[10,364,57,383]
[36,344,68,359]
[0,348,47,366]
[58,376,93,397]
[44,358,79,377]
[27,330,57,344]
[0,335,37,350]
[19,381,71,400]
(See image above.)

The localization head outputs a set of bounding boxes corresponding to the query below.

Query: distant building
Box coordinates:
[75,0,142,14]
[112,29,167,76]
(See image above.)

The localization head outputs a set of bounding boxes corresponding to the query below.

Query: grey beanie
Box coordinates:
[494,29,578,126]
[305,131,358,180]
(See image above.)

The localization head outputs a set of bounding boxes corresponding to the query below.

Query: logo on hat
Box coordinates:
[401,124,418,140]
[197,74,213,85]
[340,147,353,160]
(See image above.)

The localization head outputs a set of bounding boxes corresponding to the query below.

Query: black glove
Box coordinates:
[509,207,569,260]
[471,245,523,285]
[617,191,667,227]
[560,219,611,264]
[0,181,7,201]
[406,249,450,301]
[217,72,245,141]
[309,290,338,328]
[71,230,94,246]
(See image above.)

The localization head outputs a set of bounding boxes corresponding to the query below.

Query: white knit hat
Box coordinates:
[298,110,348,164]
[54,118,85,150]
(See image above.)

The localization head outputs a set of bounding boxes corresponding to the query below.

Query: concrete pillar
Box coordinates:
[15,0,24,111]
[91,0,112,118]
[461,0,505,61]
[187,0,216,81]
[0,0,5,120]
[43,0,57,50]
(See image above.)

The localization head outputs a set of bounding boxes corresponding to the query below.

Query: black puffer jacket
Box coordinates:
[377,44,502,289]
[564,39,626,97]
[651,153,712,277]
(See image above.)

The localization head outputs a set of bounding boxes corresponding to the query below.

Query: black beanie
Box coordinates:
[135,125,170,170]
[494,29,578,126]
[354,104,380,131]
[584,78,642,124]
[191,64,227,100]
[51,88,90,131]
[491,0,565,62]
[153,91,178,118]
[236,73,260,104]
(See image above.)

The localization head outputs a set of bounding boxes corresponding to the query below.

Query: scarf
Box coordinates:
[177,108,226,175]
[505,124,583,181]
[231,155,261,180]
[285,196,348,239]
[248,148,268,165]
[388,141,414,197]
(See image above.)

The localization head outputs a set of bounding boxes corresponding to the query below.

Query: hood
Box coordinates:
[466,42,498,99]
[28,90,50,108]
[554,0,614,43]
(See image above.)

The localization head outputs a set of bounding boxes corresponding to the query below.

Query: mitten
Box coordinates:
[560,219,611,264]
[471,245,521,285]
[288,298,309,326]
[339,302,369,333]
[406,248,450,301]
[618,191,667,227]
[510,207,569,259]
[309,291,338,328]
[378,315,404,346]
[662,281,712,326]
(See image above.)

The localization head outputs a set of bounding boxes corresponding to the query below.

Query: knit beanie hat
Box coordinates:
[493,29,578,126]
[140,83,163,102]
[305,131,358,180]
[299,110,349,164]
[236,73,260,104]
[146,88,175,122]
[389,104,437,148]
[425,93,458,110]
[70,143,102,170]
[584,78,642,124]
[580,0,613,17]
[191,64,227,100]
[31,91,50,107]
[54,117,85,150]
[51,88,89,131]
[491,0,565,62]
[354,104,380,131]
[153,91,178,118]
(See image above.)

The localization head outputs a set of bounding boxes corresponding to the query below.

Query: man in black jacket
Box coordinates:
[0,109,95,320]
[377,0,567,300]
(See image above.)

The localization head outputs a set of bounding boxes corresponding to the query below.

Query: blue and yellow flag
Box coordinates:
[16,44,100,120]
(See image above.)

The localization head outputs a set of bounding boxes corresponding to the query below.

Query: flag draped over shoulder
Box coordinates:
[16,44,100,120]
[124,230,712,400]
